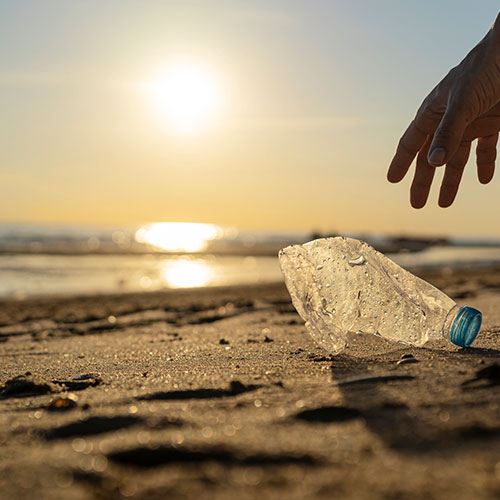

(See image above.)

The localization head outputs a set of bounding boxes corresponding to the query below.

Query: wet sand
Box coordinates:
[1,267,500,500]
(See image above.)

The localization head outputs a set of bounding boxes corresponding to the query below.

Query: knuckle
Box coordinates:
[440,182,458,194]
[477,150,497,163]
[417,100,444,123]
[448,90,478,120]
[446,162,464,173]
[397,138,414,156]
[411,180,430,191]
[435,127,456,143]
[435,120,464,144]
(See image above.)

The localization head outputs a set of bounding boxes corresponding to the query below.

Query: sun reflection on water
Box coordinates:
[135,223,221,252]
[163,258,214,288]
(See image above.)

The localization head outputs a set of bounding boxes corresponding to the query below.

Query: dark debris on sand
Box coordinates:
[0,373,62,399]
[137,380,261,401]
[3,278,500,500]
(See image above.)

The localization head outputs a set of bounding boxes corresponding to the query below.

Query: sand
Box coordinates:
[1,267,500,500]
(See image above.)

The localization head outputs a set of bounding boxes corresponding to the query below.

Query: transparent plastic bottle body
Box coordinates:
[279,237,481,354]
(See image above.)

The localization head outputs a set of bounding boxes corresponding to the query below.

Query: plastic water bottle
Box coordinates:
[279,237,482,354]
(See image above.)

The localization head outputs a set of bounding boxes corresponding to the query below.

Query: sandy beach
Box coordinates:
[4,2,500,499]
[1,267,500,500]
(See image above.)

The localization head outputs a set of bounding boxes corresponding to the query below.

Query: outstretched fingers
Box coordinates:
[438,141,472,207]
[388,120,428,183]
[476,133,498,184]
[410,135,435,208]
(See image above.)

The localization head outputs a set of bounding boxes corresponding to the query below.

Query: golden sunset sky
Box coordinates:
[2,1,500,236]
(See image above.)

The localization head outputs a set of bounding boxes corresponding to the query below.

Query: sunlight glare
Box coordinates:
[163,259,214,288]
[135,222,220,252]
[148,63,221,133]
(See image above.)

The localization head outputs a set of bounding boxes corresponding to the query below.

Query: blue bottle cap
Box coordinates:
[450,306,482,348]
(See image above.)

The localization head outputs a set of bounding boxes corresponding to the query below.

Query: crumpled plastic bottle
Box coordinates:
[279,237,482,354]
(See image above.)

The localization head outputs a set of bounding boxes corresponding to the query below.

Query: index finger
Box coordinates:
[387,119,428,183]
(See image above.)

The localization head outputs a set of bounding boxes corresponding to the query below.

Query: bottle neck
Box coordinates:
[442,304,461,340]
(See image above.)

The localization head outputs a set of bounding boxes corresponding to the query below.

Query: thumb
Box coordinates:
[428,99,470,166]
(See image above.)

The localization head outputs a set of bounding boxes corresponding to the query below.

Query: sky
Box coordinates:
[1,0,500,236]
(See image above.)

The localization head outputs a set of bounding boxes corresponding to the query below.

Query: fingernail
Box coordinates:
[428,148,446,166]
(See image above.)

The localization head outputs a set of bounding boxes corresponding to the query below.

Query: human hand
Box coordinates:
[388,13,500,208]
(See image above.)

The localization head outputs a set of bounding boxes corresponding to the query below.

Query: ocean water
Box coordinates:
[0,223,300,298]
[1,223,500,298]
[0,253,282,298]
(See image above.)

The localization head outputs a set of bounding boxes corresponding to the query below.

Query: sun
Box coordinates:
[148,62,221,133]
